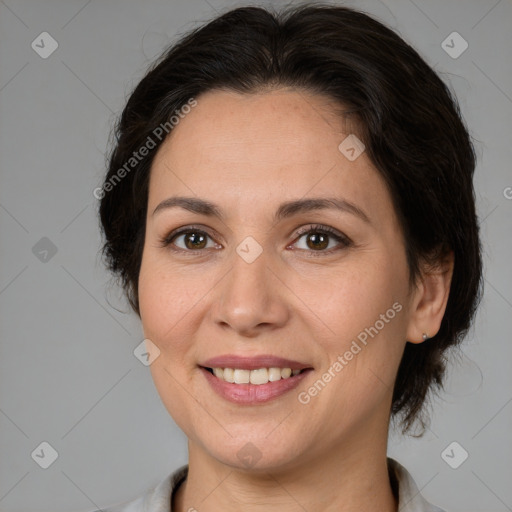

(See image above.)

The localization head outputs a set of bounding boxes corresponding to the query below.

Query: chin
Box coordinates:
[201,432,306,473]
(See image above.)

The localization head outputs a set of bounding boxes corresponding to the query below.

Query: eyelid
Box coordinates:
[293,223,349,242]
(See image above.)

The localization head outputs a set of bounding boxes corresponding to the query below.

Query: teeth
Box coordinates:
[223,367,235,383]
[250,368,268,385]
[234,369,250,384]
[281,368,291,378]
[209,367,303,385]
[268,367,282,382]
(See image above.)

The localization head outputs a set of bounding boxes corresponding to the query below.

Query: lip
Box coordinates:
[200,366,313,404]
[200,354,312,371]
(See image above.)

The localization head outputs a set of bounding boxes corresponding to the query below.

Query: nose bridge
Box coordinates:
[212,237,288,334]
[232,237,268,294]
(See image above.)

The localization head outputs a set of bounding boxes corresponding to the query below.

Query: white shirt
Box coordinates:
[93,458,445,512]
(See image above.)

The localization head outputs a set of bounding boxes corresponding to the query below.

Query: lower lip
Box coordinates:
[200,367,312,404]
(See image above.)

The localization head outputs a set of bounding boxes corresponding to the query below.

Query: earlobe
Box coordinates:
[406,250,454,344]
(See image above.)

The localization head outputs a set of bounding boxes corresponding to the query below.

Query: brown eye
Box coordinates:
[182,232,208,250]
[292,224,352,255]
[304,232,329,251]
[161,228,218,252]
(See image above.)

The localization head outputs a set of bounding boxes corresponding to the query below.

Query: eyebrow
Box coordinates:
[152,196,371,224]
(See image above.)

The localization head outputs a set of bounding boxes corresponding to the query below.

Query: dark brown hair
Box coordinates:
[99,4,483,432]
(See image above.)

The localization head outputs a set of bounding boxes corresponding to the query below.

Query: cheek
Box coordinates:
[309,252,409,383]
[138,257,195,352]
[138,260,201,428]
[298,274,407,436]
[303,254,407,335]
[139,228,202,307]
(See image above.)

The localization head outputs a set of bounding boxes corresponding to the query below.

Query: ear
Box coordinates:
[406,250,454,344]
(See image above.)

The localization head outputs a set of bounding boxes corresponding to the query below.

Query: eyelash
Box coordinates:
[159,223,353,257]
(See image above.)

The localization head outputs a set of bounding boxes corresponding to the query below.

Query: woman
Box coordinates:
[96,4,482,511]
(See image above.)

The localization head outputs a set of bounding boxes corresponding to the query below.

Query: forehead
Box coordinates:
[148,89,393,226]
[153,88,357,170]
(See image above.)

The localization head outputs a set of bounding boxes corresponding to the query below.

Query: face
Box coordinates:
[138,88,416,472]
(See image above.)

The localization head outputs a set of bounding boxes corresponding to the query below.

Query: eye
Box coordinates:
[160,226,220,253]
[290,224,353,255]
[159,223,353,256]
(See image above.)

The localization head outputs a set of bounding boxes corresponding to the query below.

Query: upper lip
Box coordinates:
[200,354,312,371]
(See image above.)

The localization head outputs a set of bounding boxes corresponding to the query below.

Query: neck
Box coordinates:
[173,429,397,512]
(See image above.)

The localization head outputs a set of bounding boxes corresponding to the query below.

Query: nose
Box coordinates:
[210,244,290,337]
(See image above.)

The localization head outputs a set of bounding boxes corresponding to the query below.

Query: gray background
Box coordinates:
[0,0,511,511]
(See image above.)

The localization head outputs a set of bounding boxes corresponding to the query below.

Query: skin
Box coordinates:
[138,88,453,512]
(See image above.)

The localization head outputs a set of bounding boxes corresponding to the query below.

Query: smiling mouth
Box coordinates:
[202,366,309,385]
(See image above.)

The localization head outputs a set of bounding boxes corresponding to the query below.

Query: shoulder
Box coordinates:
[87,465,188,512]
[389,458,447,512]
